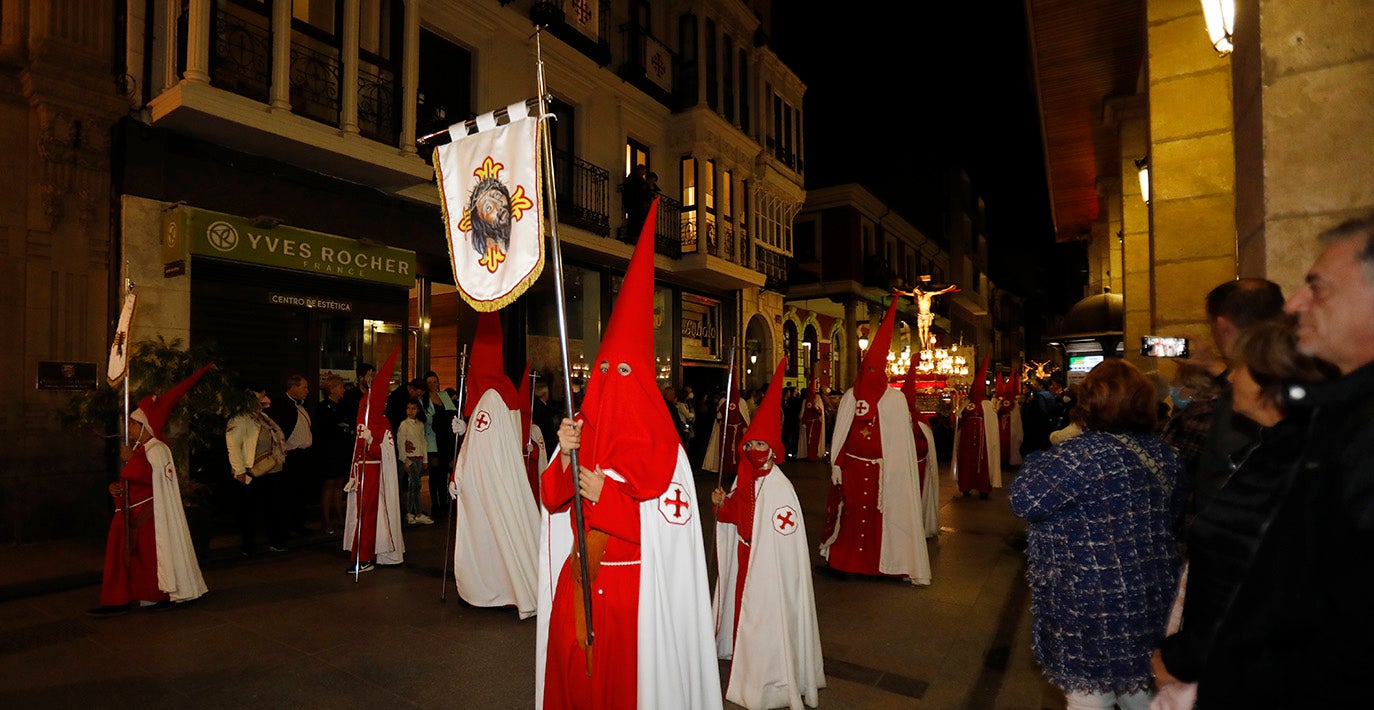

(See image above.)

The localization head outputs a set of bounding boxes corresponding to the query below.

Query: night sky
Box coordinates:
[772,5,1088,338]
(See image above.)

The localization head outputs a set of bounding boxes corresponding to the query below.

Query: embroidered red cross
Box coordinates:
[665,489,689,517]
[474,410,491,433]
[772,504,799,535]
[658,482,692,525]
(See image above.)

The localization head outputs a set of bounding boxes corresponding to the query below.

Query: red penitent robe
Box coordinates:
[956,403,992,494]
[822,415,886,575]
[100,444,169,606]
[540,428,653,710]
[798,395,825,460]
[351,436,381,562]
[714,475,757,643]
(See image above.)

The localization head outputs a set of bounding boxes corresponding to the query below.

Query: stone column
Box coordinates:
[184,0,212,83]
[1232,1,1374,293]
[1146,0,1238,362]
[340,0,360,135]
[269,0,291,111]
[399,0,421,154]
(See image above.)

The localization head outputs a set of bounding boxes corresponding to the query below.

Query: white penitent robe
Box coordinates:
[452,388,540,619]
[714,466,825,710]
[148,439,208,602]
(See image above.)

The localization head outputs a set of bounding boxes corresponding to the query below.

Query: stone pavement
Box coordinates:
[0,457,1065,709]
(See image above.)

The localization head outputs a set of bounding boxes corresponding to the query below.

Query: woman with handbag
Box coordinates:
[227,385,288,555]
[1151,318,1337,707]
[1011,359,1185,710]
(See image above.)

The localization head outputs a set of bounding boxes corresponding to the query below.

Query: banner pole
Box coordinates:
[714,339,738,505]
[533,25,595,647]
[441,344,468,602]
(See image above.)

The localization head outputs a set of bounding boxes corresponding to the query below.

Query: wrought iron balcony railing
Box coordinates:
[755,246,789,294]
[208,2,271,103]
[290,37,342,127]
[552,150,610,237]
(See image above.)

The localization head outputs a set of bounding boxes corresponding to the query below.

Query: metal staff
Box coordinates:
[714,338,739,503]
[121,280,134,566]
[441,344,468,602]
[351,380,372,583]
[534,26,594,645]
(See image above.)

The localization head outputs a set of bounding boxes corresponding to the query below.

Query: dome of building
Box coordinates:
[1058,292,1123,338]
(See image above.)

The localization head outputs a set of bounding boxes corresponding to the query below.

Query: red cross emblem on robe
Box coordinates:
[658,481,692,525]
[473,409,492,433]
[772,505,799,536]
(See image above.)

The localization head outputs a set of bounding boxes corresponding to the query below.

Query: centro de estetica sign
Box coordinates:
[162,206,417,287]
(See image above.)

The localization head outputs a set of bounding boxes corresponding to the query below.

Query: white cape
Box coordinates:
[147,439,208,603]
[915,420,940,538]
[825,388,931,585]
[703,397,751,474]
[452,389,540,618]
[344,430,406,565]
[713,466,825,709]
[536,445,722,709]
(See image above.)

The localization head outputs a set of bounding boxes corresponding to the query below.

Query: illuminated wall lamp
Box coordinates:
[1135,157,1150,204]
[1200,0,1235,55]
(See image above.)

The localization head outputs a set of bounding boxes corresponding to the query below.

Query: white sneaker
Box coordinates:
[415,514,435,525]
[406,513,417,525]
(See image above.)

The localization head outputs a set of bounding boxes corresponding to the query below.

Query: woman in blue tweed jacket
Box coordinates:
[1011,359,1184,710]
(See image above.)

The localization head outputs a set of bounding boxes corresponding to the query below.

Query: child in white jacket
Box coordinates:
[396,400,433,525]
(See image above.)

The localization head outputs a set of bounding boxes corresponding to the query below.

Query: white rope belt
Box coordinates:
[118,495,153,510]
[599,560,641,567]
[844,453,884,464]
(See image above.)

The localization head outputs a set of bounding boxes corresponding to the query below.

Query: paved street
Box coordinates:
[0,458,1063,709]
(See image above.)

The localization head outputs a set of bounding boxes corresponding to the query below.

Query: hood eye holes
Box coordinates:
[617,363,632,376]
[599,361,610,373]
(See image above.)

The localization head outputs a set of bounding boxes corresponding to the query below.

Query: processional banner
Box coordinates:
[435,100,545,311]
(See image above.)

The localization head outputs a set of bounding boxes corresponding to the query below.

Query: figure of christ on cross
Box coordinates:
[895,283,961,350]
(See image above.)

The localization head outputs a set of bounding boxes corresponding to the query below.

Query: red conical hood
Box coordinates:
[359,346,399,438]
[740,357,787,458]
[577,198,678,487]
[465,311,519,416]
[131,362,214,440]
[900,362,919,412]
[972,355,991,405]
[900,364,932,429]
[854,297,899,408]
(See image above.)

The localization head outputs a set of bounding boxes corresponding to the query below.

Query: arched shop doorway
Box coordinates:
[744,313,773,392]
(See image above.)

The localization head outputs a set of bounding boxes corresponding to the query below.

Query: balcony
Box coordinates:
[620,194,683,259]
[150,0,431,192]
[552,150,610,237]
[754,246,790,294]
